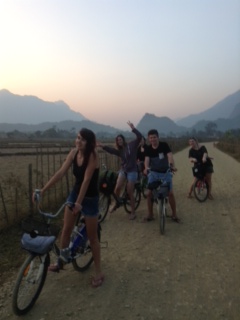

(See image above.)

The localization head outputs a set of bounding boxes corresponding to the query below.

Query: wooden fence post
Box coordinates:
[0,183,8,224]
[28,164,33,215]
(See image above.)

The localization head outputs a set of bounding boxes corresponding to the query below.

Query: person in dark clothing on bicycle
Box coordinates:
[97,121,142,220]
[143,129,180,223]
[188,137,214,199]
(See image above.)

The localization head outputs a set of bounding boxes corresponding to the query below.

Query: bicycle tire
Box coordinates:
[72,224,101,272]
[12,253,50,316]
[194,178,209,202]
[124,185,141,214]
[98,193,110,223]
[157,198,166,235]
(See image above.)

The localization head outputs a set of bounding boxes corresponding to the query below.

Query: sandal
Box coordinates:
[142,216,155,222]
[91,275,105,288]
[48,259,64,273]
[171,216,181,223]
[208,194,214,200]
[129,213,136,220]
[187,194,193,198]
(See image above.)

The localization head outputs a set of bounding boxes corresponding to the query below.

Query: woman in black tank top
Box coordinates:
[36,128,104,287]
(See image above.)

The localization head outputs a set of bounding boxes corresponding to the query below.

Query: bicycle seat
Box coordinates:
[21,233,56,254]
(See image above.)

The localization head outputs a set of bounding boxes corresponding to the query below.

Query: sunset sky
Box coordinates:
[0,0,240,129]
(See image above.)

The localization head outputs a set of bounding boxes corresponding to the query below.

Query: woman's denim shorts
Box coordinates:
[118,170,138,183]
[67,189,99,217]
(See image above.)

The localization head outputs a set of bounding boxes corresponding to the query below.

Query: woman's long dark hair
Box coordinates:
[79,128,96,167]
[115,134,127,150]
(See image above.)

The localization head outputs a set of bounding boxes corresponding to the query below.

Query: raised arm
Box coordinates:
[127,121,142,143]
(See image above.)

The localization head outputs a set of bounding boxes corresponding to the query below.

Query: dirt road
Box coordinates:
[1,143,240,320]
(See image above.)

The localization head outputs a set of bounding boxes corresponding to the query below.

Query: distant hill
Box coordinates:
[229,102,240,118]
[0,119,127,136]
[176,90,240,127]
[190,115,240,132]
[0,88,240,137]
[136,113,186,136]
[0,89,87,124]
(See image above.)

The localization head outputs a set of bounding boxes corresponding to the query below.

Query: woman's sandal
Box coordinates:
[171,216,181,223]
[48,259,64,273]
[91,275,105,288]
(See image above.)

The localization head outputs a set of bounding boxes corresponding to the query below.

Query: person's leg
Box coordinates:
[126,180,136,219]
[188,178,196,198]
[114,173,126,197]
[109,173,126,212]
[166,173,180,222]
[143,171,157,221]
[85,216,103,282]
[205,172,213,199]
[168,191,176,217]
[145,189,154,220]
[60,206,76,248]
[126,171,138,220]
[48,204,76,271]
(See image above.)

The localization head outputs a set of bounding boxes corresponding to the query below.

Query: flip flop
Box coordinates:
[91,275,105,288]
[142,216,155,222]
[171,216,181,223]
[129,214,136,220]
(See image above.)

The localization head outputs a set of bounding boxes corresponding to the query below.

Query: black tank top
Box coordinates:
[72,152,99,197]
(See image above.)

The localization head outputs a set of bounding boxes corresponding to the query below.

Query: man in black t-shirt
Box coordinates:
[143,129,180,223]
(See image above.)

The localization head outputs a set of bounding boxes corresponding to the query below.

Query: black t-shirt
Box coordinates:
[145,142,171,172]
[188,146,213,167]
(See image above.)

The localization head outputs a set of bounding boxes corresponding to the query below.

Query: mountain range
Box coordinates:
[0,89,240,136]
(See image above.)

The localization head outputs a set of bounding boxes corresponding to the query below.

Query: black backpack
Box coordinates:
[98,170,118,195]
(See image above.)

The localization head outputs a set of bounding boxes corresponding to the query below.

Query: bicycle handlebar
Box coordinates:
[33,189,75,219]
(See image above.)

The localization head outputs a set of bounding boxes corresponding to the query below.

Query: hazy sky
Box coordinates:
[1,0,240,129]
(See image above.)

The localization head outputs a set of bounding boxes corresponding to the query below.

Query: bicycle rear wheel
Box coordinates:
[98,193,110,223]
[141,175,148,199]
[124,185,141,214]
[157,198,166,235]
[194,178,209,202]
[72,224,101,272]
[12,253,50,316]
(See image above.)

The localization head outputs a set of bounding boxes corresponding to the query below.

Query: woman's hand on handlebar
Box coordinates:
[32,189,43,203]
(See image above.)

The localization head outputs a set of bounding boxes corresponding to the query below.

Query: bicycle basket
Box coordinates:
[21,216,60,237]
[192,164,206,179]
[99,170,118,195]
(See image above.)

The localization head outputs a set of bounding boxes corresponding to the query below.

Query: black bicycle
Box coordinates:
[12,190,101,316]
[147,170,171,235]
[98,169,141,222]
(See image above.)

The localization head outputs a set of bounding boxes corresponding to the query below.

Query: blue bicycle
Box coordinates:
[12,190,101,316]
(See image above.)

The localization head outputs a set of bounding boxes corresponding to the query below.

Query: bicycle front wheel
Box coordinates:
[157,198,166,235]
[124,185,141,214]
[12,253,50,316]
[98,193,110,223]
[194,178,209,202]
[72,224,101,272]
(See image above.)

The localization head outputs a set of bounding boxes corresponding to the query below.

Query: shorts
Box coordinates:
[205,166,214,174]
[147,171,173,191]
[67,189,99,217]
[118,170,138,183]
